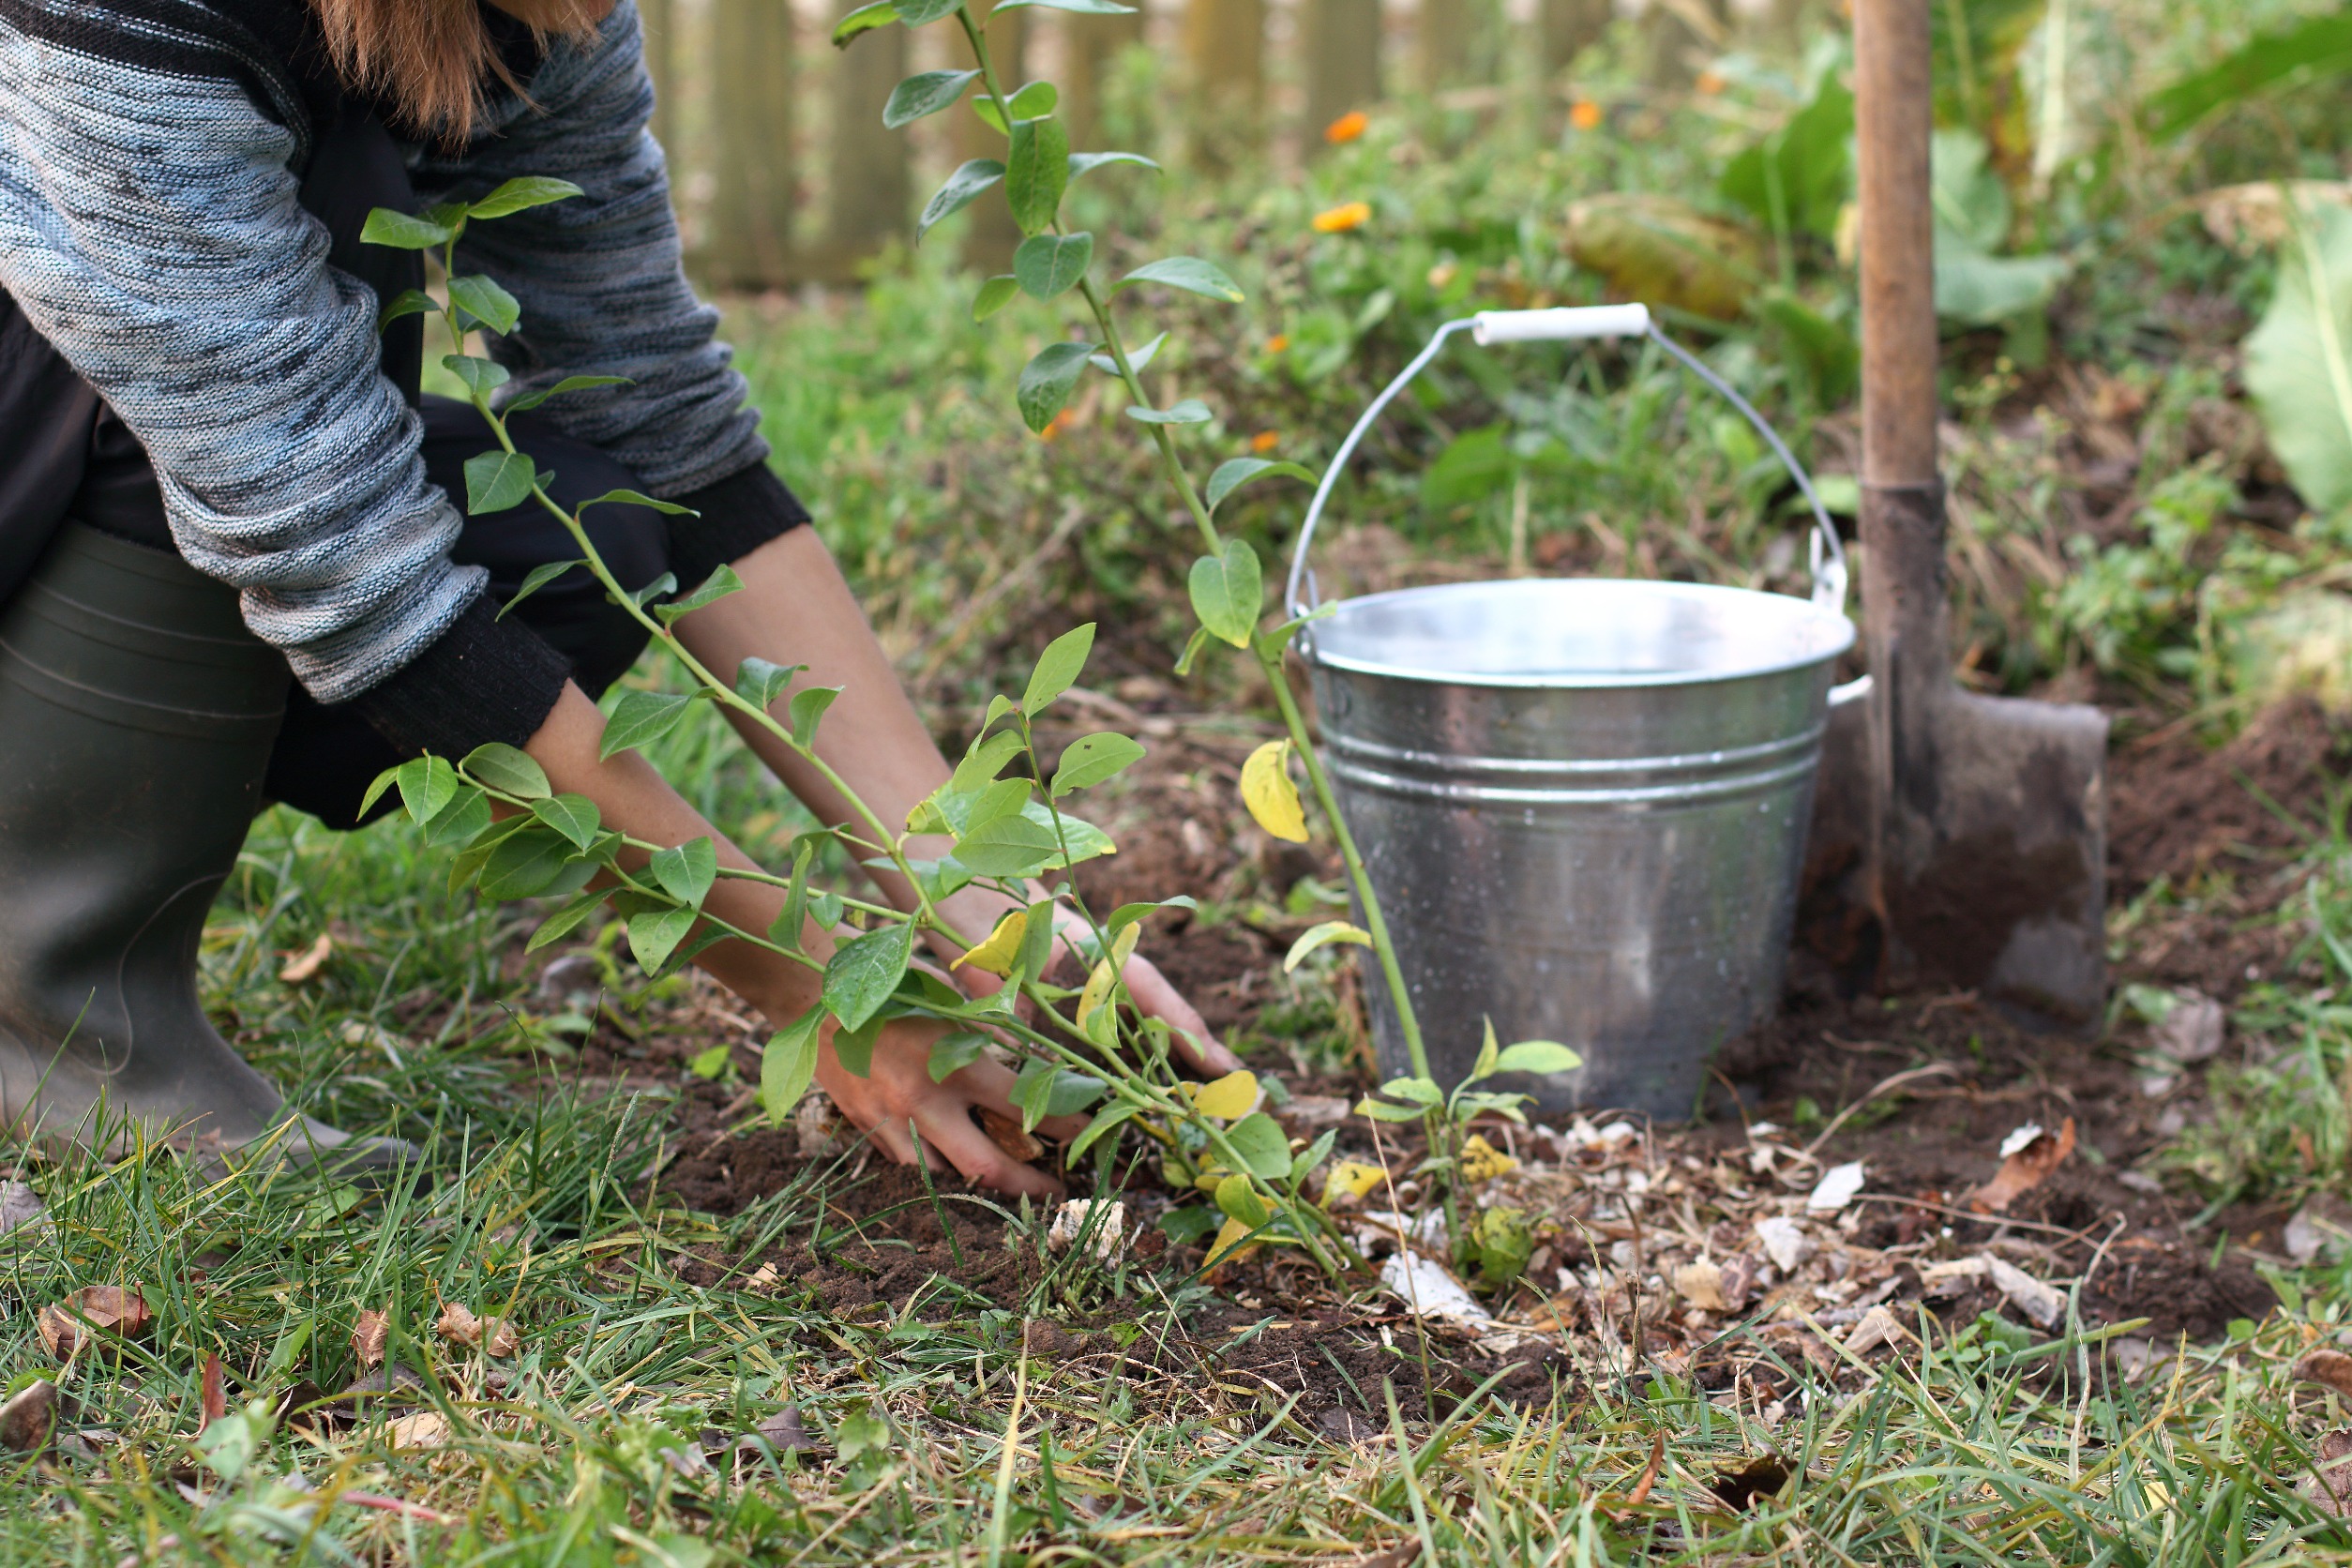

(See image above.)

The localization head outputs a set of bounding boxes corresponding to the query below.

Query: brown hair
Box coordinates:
[310,0,615,143]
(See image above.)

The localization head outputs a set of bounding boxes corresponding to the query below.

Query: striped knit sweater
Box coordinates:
[0,0,782,748]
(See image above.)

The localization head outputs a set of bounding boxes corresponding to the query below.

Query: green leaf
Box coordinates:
[1005,116,1071,236]
[993,0,1136,11]
[917,159,1004,245]
[1205,457,1315,513]
[1377,1076,1443,1106]
[466,176,584,219]
[831,0,898,46]
[1187,537,1262,647]
[421,787,491,850]
[530,792,601,850]
[1067,151,1159,182]
[1125,400,1212,425]
[580,487,695,516]
[1356,1096,1427,1123]
[377,289,437,330]
[1018,895,1060,980]
[444,355,510,398]
[1289,1127,1336,1188]
[810,891,845,929]
[625,572,678,611]
[462,449,536,516]
[360,207,455,249]
[824,922,915,1033]
[761,1006,826,1121]
[599,689,694,760]
[1105,896,1192,937]
[1013,233,1093,299]
[1049,731,1143,796]
[962,776,1034,835]
[892,0,964,22]
[788,685,841,747]
[768,837,818,950]
[478,826,578,900]
[394,755,460,824]
[1068,1100,1141,1159]
[884,68,979,128]
[1114,256,1244,303]
[1017,342,1095,434]
[972,274,1021,322]
[1173,623,1212,677]
[2148,9,2352,138]
[927,1031,991,1083]
[446,274,520,336]
[500,558,584,619]
[1010,1060,1106,1131]
[627,906,698,972]
[504,374,631,414]
[1223,1112,1292,1179]
[525,887,609,953]
[357,765,401,820]
[1493,1039,1584,1077]
[1718,76,1853,241]
[650,836,718,910]
[952,729,1027,794]
[1088,331,1164,377]
[2248,201,2352,513]
[952,814,1063,879]
[460,742,550,800]
[735,656,802,710]
[655,564,745,626]
[1005,81,1058,118]
[1023,622,1094,716]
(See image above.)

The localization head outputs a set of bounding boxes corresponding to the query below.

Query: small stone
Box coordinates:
[0,1181,44,1239]
[1047,1199,1126,1261]
[795,1093,846,1158]
[1318,1406,1381,1445]
[2152,990,2225,1063]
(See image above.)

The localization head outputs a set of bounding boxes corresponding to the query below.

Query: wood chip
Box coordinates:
[36,1287,151,1358]
[1970,1116,2075,1214]
[277,931,333,984]
[977,1107,1044,1164]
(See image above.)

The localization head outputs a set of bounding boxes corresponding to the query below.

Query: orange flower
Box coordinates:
[1038,407,1081,442]
[1264,334,1289,354]
[1312,201,1372,234]
[1568,99,1603,131]
[1250,430,1281,455]
[1324,110,1370,144]
[1695,68,1726,95]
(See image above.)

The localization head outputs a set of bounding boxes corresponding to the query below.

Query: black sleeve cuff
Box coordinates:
[347,596,575,761]
[668,462,809,588]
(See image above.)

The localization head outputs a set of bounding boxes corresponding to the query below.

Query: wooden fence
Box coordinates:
[641,0,1718,289]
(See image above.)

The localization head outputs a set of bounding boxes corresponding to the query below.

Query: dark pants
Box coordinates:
[66,395,671,829]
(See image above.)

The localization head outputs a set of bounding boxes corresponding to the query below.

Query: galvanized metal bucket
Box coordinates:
[1286,305,1860,1119]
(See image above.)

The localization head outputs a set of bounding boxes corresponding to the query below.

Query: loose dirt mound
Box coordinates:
[2109,697,2348,895]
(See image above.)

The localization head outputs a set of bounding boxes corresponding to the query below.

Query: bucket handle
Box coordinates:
[1283,304,1852,626]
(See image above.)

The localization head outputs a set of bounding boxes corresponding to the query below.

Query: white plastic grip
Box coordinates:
[1470,304,1651,345]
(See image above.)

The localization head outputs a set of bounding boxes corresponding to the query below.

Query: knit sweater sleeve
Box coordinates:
[418,0,776,510]
[0,0,527,712]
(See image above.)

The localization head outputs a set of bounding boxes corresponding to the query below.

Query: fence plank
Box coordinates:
[1183,0,1264,170]
[706,0,797,288]
[824,0,912,277]
[1062,5,1146,153]
[955,8,1028,272]
[1304,0,1381,143]
[1538,0,1611,80]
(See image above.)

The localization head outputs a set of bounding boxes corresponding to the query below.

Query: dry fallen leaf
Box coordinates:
[434,1304,521,1359]
[740,1406,823,1454]
[1971,1116,2075,1214]
[2298,1349,2352,1400]
[977,1107,1044,1164]
[353,1310,390,1368]
[1805,1161,1866,1213]
[1844,1304,1910,1356]
[37,1286,152,1359]
[1709,1455,1792,1511]
[2307,1429,2352,1516]
[384,1410,449,1449]
[1717,1252,1762,1313]
[201,1351,226,1425]
[278,931,333,984]
[0,1380,60,1453]
[1673,1260,1727,1313]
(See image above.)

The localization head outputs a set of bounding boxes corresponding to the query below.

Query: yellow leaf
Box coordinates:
[1321,1159,1385,1203]
[1191,1070,1259,1120]
[950,909,1027,975]
[1075,957,1117,1031]
[1459,1134,1517,1184]
[1205,1215,1257,1266]
[1240,741,1308,843]
[1282,920,1371,972]
[1108,921,1140,973]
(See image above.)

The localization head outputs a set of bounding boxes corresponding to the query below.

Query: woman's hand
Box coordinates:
[811,1015,1083,1199]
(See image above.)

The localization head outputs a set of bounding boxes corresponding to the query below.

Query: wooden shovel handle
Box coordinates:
[1855,0,1939,489]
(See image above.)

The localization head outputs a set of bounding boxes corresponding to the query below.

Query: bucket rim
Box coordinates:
[1298,577,1858,689]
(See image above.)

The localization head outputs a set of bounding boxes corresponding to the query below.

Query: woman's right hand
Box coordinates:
[811,1015,1084,1199]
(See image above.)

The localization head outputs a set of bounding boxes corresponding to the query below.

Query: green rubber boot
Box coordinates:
[0,524,415,1176]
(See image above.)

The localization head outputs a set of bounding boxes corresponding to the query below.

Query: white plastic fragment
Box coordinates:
[1806,1161,1866,1213]
[1047,1199,1126,1261]
[1379,1252,1493,1329]
[1755,1215,1816,1274]
[1998,1123,2044,1158]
